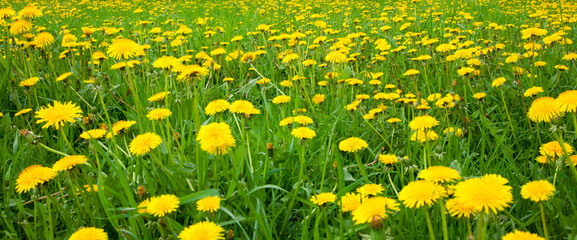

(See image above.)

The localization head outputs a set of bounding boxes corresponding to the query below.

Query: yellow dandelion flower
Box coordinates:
[52,155,88,172]
[146,108,172,120]
[445,197,475,218]
[19,77,39,87]
[539,141,573,158]
[378,154,398,164]
[16,165,57,193]
[197,196,221,212]
[325,51,347,63]
[197,122,236,155]
[230,100,260,117]
[291,127,316,140]
[352,196,400,224]
[403,69,420,76]
[107,38,143,60]
[502,230,544,240]
[33,32,55,48]
[556,90,577,113]
[10,19,32,35]
[15,108,32,117]
[35,101,83,129]
[148,91,170,102]
[524,87,544,97]
[340,192,365,212]
[521,180,555,202]
[129,132,162,156]
[179,221,225,240]
[357,184,384,197]
[452,174,512,214]
[339,137,368,153]
[491,77,506,87]
[56,72,72,82]
[418,166,462,183]
[80,129,107,140]
[312,94,326,104]
[69,227,108,240]
[272,95,291,104]
[409,115,439,131]
[205,99,230,115]
[473,92,486,100]
[146,194,180,217]
[527,97,563,123]
[398,180,446,208]
[311,192,336,206]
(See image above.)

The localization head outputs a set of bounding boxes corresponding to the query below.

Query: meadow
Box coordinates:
[1,0,577,239]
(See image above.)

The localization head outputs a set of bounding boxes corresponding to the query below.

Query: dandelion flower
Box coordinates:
[409,115,439,131]
[445,198,475,218]
[146,108,172,120]
[311,192,337,206]
[137,199,150,214]
[492,77,506,87]
[352,196,400,224]
[33,32,55,48]
[272,95,291,104]
[0,7,16,19]
[502,230,544,240]
[473,93,486,100]
[403,69,420,76]
[539,141,573,158]
[56,72,73,82]
[197,196,221,212]
[129,133,162,156]
[196,122,236,155]
[418,166,462,183]
[313,94,326,104]
[178,221,225,240]
[10,19,32,35]
[148,91,170,102]
[527,97,563,123]
[15,108,32,117]
[340,192,364,212]
[16,165,57,193]
[52,155,88,172]
[357,184,384,197]
[19,77,39,87]
[325,51,347,63]
[107,38,143,60]
[521,180,555,202]
[556,90,577,113]
[378,154,398,164]
[524,87,544,97]
[398,180,446,208]
[452,174,513,214]
[230,100,260,117]
[339,137,368,153]
[80,129,107,140]
[69,227,108,240]
[35,101,83,129]
[153,56,178,69]
[205,99,230,115]
[147,194,180,217]
[18,6,43,19]
[411,130,439,142]
[291,127,316,140]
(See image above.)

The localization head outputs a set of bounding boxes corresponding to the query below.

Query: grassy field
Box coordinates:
[1,0,577,239]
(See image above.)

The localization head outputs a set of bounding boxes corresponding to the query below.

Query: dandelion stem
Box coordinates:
[60,127,76,154]
[424,206,436,240]
[540,202,549,240]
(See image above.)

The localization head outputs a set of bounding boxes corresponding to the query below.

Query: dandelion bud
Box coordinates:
[225,230,234,239]
[451,79,457,87]
[267,142,274,158]
[137,186,146,198]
